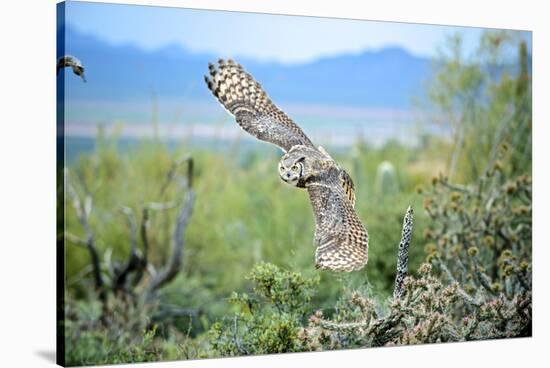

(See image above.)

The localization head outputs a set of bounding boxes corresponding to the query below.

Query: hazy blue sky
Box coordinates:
[64,1,530,64]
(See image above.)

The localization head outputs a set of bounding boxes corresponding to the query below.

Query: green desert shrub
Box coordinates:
[64,290,209,366]
[64,294,162,366]
[212,257,530,356]
[208,262,319,356]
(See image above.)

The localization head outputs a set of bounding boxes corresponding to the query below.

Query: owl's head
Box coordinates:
[278,145,329,187]
[278,154,305,186]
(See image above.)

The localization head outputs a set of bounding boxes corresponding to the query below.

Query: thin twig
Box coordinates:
[439,180,473,194]
[159,156,192,197]
[144,201,178,211]
[120,206,138,254]
[232,315,249,355]
[140,207,150,264]
[153,306,201,321]
[64,231,87,248]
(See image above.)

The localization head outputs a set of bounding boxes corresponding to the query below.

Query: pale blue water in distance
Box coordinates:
[62,98,448,165]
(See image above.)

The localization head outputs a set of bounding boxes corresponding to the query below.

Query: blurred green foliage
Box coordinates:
[426,31,531,183]
[64,132,431,300]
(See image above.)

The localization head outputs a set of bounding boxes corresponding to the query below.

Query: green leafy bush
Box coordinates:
[64,294,162,366]
[208,262,319,356]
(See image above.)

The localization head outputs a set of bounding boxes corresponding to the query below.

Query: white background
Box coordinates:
[0,0,548,367]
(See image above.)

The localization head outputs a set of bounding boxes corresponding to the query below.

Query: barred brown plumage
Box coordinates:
[205,59,368,272]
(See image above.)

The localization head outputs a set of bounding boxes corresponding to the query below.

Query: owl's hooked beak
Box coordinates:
[282,172,299,185]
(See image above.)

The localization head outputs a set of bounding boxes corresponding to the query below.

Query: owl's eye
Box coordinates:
[292,164,299,172]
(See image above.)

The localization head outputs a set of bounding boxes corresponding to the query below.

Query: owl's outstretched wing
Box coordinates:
[307,177,368,272]
[204,59,314,152]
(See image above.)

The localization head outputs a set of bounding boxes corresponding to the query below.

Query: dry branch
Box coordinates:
[140,207,149,263]
[65,153,196,309]
[65,169,106,301]
[145,157,195,298]
[113,206,146,292]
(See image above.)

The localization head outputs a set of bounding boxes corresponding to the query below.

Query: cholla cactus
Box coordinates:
[421,147,531,335]
[299,259,530,350]
[393,206,413,299]
[374,161,398,197]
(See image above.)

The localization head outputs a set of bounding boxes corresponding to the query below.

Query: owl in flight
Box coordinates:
[205,59,368,272]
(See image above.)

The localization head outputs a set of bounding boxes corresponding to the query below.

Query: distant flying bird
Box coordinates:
[205,59,369,272]
[56,55,86,82]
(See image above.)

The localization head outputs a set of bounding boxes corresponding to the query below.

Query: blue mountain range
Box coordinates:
[61,26,432,109]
